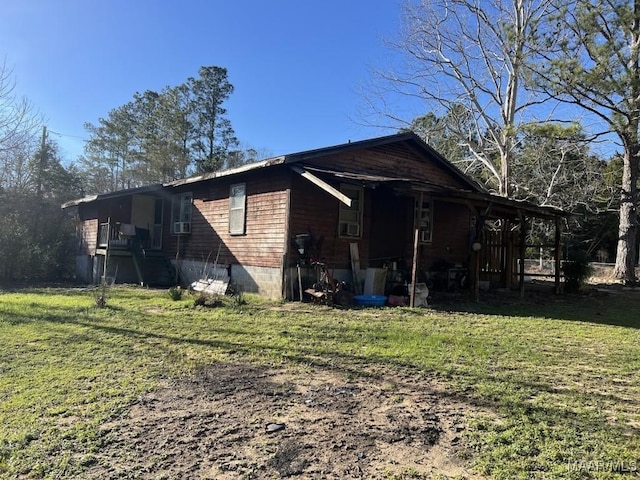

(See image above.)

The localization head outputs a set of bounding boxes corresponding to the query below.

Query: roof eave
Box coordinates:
[61,184,165,209]
[163,156,287,187]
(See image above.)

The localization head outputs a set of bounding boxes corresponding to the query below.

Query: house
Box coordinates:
[62,132,567,303]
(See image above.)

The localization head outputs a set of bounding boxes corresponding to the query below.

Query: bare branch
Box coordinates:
[0,59,41,156]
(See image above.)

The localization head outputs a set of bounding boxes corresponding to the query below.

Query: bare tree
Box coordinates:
[371,0,553,196]
[514,124,616,255]
[0,59,40,177]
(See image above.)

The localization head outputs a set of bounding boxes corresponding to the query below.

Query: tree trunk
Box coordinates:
[613,139,639,284]
[500,148,512,197]
[613,0,640,284]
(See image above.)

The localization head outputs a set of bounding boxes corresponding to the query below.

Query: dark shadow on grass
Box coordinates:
[427,284,640,329]
[0,303,126,325]
[0,308,89,326]
[70,318,243,352]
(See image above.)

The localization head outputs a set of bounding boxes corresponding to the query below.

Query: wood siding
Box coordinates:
[416,201,472,269]
[77,204,100,255]
[78,218,98,255]
[304,143,470,189]
[164,169,290,269]
[288,173,372,269]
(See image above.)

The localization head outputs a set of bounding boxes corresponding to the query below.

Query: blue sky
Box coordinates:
[1,0,410,162]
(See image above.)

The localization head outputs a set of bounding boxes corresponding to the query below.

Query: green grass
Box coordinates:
[0,286,639,478]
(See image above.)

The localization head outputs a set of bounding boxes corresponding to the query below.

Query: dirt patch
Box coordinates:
[89,362,485,479]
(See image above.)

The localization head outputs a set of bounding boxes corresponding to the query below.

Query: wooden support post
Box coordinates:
[291,165,352,206]
[555,218,562,294]
[132,253,143,286]
[410,225,420,308]
[466,203,482,303]
[519,216,527,299]
[473,246,480,302]
[503,219,513,288]
[290,263,295,301]
[350,243,362,295]
[174,234,181,284]
[102,217,110,283]
[409,193,423,308]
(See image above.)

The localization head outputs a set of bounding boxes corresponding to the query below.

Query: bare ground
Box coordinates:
[88,362,488,479]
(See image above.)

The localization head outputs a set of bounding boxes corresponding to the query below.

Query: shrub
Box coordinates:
[94,280,110,308]
[193,292,222,308]
[168,286,183,301]
[562,250,593,293]
[229,283,246,307]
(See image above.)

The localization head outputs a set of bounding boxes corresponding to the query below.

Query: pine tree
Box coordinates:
[533,0,640,284]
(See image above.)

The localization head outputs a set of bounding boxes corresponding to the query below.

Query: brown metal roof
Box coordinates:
[62,133,567,220]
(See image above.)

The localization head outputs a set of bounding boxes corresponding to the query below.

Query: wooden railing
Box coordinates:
[98,222,132,248]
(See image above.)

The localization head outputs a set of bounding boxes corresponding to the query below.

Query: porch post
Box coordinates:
[465,202,482,302]
[503,219,513,288]
[473,242,481,302]
[519,215,527,299]
[409,193,423,308]
[102,217,110,283]
[555,217,562,294]
[175,234,181,284]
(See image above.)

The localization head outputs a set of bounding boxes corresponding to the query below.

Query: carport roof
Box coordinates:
[298,165,569,221]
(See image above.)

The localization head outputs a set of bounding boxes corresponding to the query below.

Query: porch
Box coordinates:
[288,166,567,305]
[96,219,175,287]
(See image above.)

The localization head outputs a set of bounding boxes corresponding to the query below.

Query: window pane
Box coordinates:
[181,194,192,222]
[230,184,245,208]
[342,211,358,223]
[417,198,433,243]
[171,193,192,234]
[338,184,363,238]
[229,183,246,235]
[172,198,180,223]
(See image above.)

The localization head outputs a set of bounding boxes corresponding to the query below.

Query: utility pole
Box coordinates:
[36,126,47,202]
[32,126,47,241]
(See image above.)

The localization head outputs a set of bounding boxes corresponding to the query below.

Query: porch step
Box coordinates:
[136,251,177,287]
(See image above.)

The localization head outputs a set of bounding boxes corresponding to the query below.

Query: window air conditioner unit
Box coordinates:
[346,222,360,237]
[174,222,191,234]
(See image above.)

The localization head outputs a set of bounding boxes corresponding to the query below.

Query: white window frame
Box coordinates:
[338,184,363,239]
[171,192,192,235]
[417,197,433,244]
[229,183,246,235]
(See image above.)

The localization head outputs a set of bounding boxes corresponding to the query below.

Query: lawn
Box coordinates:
[0,285,639,479]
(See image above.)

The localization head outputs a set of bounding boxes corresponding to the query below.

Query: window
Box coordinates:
[229,183,246,235]
[151,198,164,249]
[338,184,363,238]
[416,198,433,243]
[171,192,192,234]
